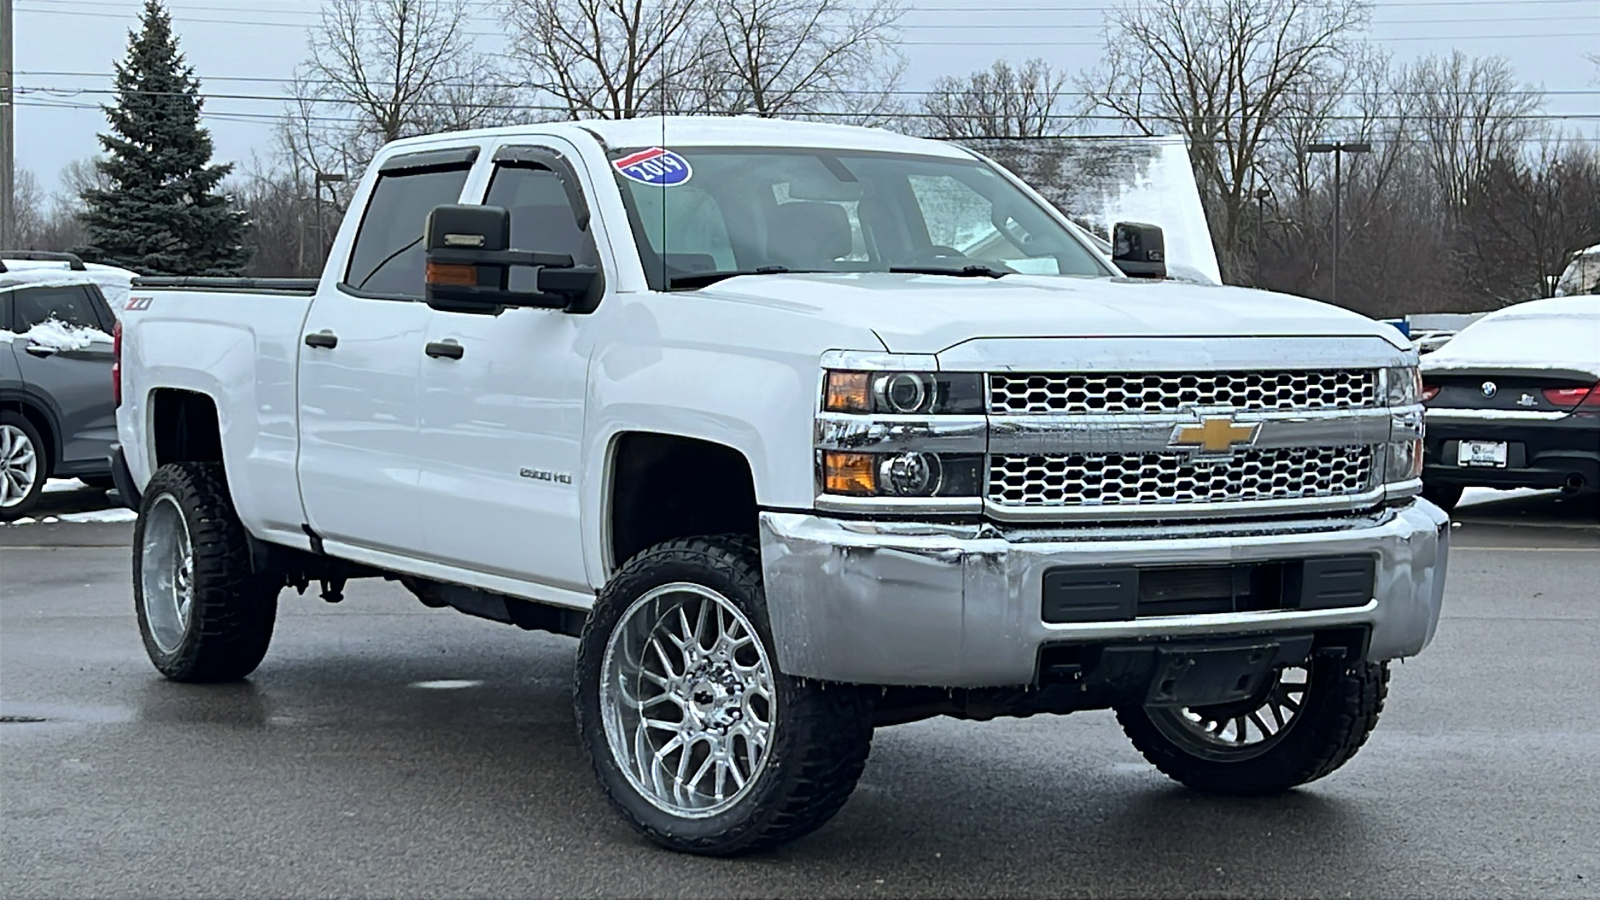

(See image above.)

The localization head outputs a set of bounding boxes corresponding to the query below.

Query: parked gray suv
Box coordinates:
[1,259,120,520]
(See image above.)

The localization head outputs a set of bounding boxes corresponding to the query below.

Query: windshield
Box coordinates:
[609,147,1112,290]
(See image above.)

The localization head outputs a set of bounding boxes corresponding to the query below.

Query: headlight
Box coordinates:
[1384,366,1422,406]
[820,451,983,498]
[823,370,985,415]
[1385,439,1424,482]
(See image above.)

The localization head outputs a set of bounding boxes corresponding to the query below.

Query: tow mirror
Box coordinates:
[423,204,602,314]
[1111,222,1167,279]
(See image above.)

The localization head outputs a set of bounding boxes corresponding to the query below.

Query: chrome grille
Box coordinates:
[990,370,1379,415]
[989,446,1375,508]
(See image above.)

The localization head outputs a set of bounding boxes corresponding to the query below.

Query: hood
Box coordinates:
[689,272,1409,355]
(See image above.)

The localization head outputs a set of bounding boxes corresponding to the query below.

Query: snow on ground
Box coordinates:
[55,508,138,524]
[43,478,89,493]
[1457,487,1560,508]
[0,319,113,351]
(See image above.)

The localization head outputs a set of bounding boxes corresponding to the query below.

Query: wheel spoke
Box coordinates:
[599,581,779,818]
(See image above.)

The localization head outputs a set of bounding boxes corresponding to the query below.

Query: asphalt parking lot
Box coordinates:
[3,486,1597,898]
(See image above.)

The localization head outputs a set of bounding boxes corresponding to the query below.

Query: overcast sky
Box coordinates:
[11,0,1600,195]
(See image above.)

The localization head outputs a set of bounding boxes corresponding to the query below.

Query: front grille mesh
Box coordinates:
[990,370,1378,415]
[989,446,1375,508]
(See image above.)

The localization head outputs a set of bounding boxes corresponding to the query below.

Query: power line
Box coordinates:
[21,70,1600,97]
[17,85,1600,124]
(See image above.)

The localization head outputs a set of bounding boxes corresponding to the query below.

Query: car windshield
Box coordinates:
[609,147,1111,291]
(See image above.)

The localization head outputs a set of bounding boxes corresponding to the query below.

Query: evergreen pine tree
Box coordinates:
[78,0,249,275]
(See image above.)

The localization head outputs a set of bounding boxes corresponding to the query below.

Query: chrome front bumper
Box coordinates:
[759,501,1450,687]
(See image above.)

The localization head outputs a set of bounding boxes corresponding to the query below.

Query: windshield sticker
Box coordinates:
[614,148,693,187]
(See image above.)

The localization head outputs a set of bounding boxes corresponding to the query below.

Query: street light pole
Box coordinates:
[1306,141,1371,306]
[313,172,347,266]
[2,0,15,251]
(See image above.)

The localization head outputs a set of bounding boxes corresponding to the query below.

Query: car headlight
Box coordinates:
[1385,438,1424,482]
[1384,366,1422,407]
[820,451,983,498]
[823,370,985,415]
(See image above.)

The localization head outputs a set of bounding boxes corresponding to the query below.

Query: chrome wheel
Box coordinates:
[599,582,777,819]
[1148,665,1309,761]
[139,495,195,654]
[0,423,39,509]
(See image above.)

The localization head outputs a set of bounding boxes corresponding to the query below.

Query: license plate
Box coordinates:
[1457,440,1508,467]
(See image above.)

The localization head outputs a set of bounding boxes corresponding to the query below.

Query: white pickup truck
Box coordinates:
[114,117,1448,855]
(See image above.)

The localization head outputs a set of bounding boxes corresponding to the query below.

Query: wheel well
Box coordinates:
[151,390,223,467]
[0,398,56,472]
[609,433,758,571]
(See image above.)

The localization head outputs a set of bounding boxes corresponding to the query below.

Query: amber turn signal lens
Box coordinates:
[426,261,478,286]
[823,451,877,495]
[824,371,872,413]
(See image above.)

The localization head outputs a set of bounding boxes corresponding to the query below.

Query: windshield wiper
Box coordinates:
[667,265,795,290]
[888,264,1011,279]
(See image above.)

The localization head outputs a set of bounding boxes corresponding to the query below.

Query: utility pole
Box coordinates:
[1306,141,1371,307]
[2,0,15,250]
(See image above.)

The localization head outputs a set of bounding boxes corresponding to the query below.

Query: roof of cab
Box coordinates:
[379,115,975,160]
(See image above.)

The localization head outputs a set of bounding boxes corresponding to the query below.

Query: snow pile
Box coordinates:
[1422,296,1600,378]
[0,318,112,352]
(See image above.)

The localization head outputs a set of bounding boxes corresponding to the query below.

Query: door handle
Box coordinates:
[304,331,339,349]
[425,340,464,360]
[24,343,59,358]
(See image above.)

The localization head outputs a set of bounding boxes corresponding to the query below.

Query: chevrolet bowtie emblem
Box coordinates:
[1170,416,1261,454]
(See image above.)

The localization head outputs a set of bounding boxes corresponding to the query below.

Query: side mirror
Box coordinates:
[1111,222,1167,279]
[424,204,602,314]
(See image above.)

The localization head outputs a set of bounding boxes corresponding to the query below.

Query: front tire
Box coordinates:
[575,536,874,855]
[1117,657,1388,795]
[134,462,280,682]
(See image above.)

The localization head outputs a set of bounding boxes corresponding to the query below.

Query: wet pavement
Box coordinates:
[2,492,1597,898]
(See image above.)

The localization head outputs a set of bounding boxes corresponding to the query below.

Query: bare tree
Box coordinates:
[287,0,518,176]
[1459,140,1600,303]
[693,0,905,120]
[1406,51,1543,214]
[501,0,704,119]
[919,58,1070,139]
[1084,0,1371,280]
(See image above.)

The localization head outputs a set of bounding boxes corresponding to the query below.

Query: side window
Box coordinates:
[907,174,1060,275]
[344,165,473,298]
[13,285,106,332]
[485,165,594,262]
[0,290,12,332]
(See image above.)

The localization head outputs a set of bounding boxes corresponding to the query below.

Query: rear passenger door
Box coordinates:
[297,147,477,556]
[7,284,117,474]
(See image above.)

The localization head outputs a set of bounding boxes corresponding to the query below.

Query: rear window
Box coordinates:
[344,165,473,298]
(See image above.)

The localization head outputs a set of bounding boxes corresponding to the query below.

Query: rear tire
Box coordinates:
[575,535,874,855]
[0,412,47,521]
[1421,481,1463,511]
[1117,657,1388,796]
[133,462,279,682]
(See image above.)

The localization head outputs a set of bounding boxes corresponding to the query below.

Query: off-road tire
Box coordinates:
[1116,658,1389,796]
[1421,481,1463,512]
[134,462,279,682]
[0,411,48,521]
[575,535,874,856]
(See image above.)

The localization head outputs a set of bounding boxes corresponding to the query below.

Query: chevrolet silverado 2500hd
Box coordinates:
[114,117,1448,855]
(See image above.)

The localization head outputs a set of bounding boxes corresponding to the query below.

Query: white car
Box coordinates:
[113,117,1448,855]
